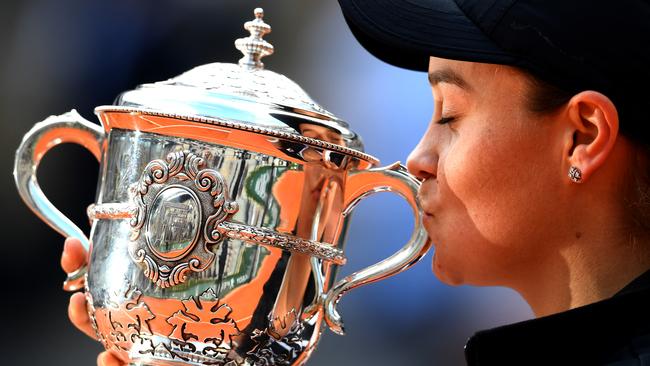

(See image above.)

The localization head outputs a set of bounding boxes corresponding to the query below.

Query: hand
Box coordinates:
[61,237,126,366]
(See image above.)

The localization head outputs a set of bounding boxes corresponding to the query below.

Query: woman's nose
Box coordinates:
[406,138,437,181]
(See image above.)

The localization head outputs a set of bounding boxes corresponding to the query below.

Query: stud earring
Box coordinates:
[568,166,582,183]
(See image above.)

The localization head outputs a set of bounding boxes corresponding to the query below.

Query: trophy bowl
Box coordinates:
[14,9,430,366]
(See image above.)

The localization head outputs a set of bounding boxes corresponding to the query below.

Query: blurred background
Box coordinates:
[0,1,532,365]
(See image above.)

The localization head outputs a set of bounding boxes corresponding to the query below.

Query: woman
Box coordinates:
[63,0,650,364]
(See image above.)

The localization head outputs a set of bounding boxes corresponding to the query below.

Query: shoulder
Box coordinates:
[466,274,650,365]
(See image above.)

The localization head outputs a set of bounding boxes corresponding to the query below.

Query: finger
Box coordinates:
[68,292,96,339]
[97,351,125,366]
[61,237,87,274]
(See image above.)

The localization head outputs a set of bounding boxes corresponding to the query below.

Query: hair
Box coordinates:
[523,74,574,115]
[522,70,650,237]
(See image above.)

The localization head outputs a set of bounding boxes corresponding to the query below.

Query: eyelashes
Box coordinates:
[436,116,456,125]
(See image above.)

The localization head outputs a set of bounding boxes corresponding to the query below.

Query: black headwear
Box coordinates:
[339,0,650,142]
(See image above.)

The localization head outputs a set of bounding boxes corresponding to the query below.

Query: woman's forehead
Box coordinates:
[428,56,528,98]
[428,57,522,85]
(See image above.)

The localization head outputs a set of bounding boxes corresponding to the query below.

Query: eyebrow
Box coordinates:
[428,68,471,91]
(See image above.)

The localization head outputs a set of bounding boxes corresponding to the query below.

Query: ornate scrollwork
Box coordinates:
[92,285,247,364]
[86,281,322,366]
[87,149,349,274]
[246,309,307,366]
[129,150,239,288]
[91,282,313,365]
[216,222,346,266]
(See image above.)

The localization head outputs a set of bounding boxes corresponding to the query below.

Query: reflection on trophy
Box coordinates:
[14,8,430,365]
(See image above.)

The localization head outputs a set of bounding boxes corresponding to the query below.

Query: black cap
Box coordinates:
[338,0,650,142]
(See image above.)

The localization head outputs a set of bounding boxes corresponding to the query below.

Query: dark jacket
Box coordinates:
[465,270,650,365]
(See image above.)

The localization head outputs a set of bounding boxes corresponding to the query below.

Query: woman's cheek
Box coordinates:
[445,140,509,242]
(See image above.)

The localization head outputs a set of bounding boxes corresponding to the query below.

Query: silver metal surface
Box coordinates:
[87,205,348,265]
[82,127,350,365]
[216,222,346,265]
[13,8,432,365]
[128,150,239,288]
[323,162,432,335]
[113,8,366,156]
[13,109,104,291]
[95,106,378,167]
[235,8,274,70]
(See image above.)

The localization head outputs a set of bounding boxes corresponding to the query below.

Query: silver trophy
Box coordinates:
[14,9,430,366]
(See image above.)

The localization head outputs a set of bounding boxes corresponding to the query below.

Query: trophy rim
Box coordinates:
[95,105,380,166]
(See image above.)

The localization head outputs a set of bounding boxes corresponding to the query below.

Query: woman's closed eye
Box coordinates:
[436,116,456,125]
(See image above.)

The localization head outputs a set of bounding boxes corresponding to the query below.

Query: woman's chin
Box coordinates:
[432,251,464,286]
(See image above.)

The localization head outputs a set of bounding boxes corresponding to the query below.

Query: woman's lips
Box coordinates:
[423,211,435,226]
[417,192,436,220]
[420,202,436,217]
[422,212,437,245]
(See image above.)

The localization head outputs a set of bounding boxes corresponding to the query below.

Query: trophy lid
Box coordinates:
[110,8,370,161]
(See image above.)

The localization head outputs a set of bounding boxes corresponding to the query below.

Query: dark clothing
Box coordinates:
[465,270,650,365]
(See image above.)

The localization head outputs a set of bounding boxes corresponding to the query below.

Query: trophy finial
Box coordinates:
[253,7,264,19]
[235,8,274,70]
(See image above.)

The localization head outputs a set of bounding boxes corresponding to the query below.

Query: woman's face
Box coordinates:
[407,57,570,287]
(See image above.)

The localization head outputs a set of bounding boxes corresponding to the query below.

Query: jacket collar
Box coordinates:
[614,268,650,297]
[464,269,650,365]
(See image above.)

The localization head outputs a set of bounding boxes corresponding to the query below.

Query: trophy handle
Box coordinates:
[14,110,104,291]
[323,162,432,335]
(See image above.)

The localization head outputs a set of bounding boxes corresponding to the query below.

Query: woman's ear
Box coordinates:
[563,91,619,183]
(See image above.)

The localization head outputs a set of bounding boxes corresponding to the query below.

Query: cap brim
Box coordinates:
[339,0,517,71]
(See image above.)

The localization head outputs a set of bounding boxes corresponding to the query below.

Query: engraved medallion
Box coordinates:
[128,150,239,288]
[146,185,202,261]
